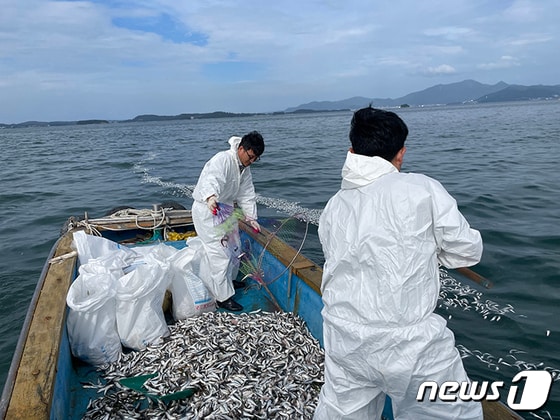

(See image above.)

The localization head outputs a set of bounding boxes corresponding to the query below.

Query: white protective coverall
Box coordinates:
[315,151,483,420]
[191,136,258,302]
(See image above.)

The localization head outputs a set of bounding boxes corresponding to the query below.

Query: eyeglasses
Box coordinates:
[245,148,260,162]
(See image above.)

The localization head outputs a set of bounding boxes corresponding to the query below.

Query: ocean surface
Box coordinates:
[1,101,559,419]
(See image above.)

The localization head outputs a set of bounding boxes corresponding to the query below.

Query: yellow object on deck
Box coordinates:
[166,231,197,241]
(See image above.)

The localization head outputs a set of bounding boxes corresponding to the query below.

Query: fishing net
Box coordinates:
[238,214,310,289]
[235,214,310,311]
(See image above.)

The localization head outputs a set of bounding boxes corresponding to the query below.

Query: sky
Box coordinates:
[1,0,559,123]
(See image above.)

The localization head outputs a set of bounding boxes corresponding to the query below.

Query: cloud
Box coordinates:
[0,0,559,122]
[503,0,542,22]
[423,26,475,41]
[477,56,520,70]
[112,12,209,45]
[509,34,553,47]
[202,61,266,83]
[422,64,458,76]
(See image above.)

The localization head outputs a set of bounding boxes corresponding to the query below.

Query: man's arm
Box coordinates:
[431,181,483,269]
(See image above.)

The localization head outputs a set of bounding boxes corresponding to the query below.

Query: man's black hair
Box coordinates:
[240,131,265,156]
[349,106,408,161]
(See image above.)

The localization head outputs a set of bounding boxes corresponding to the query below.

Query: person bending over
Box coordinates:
[191,131,264,312]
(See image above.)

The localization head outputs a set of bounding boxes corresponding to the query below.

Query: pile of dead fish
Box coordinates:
[83,310,324,419]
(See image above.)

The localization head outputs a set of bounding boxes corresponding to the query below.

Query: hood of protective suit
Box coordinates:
[341,151,398,189]
[228,136,242,151]
[227,136,243,165]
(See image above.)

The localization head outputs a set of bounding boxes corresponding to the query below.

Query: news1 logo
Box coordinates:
[417,371,553,410]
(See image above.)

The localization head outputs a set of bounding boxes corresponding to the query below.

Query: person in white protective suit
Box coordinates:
[314,106,483,420]
[191,131,264,312]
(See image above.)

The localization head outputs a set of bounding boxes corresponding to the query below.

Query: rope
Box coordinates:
[70,219,103,237]
[63,207,173,237]
[107,208,168,231]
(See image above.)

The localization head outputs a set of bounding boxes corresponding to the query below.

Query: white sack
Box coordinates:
[66,271,121,366]
[116,249,172,350]
[78,252,129,280]
[72,230,137,266]
[168,237,216,320]
[123,241,178,273]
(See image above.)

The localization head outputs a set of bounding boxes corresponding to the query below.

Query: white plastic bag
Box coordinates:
[116,257,171,350]
[66,271,121,366]
[72,230,137,266]
[78,252,129,278]
[168,238,216,320]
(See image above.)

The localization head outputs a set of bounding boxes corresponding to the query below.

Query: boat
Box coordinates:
[0,204,522,419]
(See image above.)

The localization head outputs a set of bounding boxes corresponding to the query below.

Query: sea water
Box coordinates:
[1,100,559,419]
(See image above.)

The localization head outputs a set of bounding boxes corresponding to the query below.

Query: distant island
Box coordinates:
[76,119,109,125]
[130,111,260,122]
[2,80,559,128]
[1,119,110,128]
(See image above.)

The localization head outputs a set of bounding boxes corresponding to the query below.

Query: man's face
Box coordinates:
[238,146,260,167]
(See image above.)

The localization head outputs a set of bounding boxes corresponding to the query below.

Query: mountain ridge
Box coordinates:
[285,80,560,111]
[2,80,559,128]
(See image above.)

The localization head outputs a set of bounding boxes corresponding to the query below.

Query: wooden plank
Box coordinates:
[482,400,522,419]
[5,233,76,420]
[293,266,322,295]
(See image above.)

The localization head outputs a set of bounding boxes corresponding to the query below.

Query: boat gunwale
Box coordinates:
[0,234,62,415]
[0,232,76,419]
